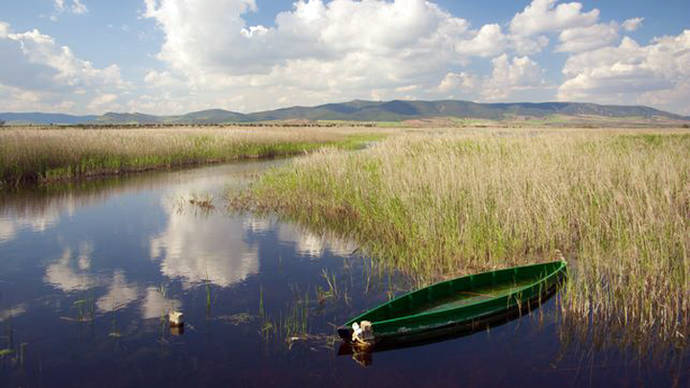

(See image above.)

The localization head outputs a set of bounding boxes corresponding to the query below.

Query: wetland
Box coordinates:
[0,126,687,386]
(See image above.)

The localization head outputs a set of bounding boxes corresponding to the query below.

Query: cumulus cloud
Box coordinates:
[622,17,644,32]
[436,54,545,102]
[70,0,88,14]
[0,22,8,38]
[558,31,690,114]
[510,0,599,36]
[140,0,536,112]
[483,54,545,100]
[3,0,686,115]
[0,21,125,113]
[51,0,88,21]
[556,22,620,53]
[437,72,478,93]
[87,93,118,111]
[455,24,507,57]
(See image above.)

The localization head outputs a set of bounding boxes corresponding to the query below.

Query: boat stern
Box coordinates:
[337,325,354,342]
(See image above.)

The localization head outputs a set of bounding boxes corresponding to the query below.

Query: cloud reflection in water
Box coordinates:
[96,271,139,313]
[150,182,260,288]
[44,246,98,292]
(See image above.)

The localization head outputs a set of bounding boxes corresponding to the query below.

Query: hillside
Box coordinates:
[1,100,688,125]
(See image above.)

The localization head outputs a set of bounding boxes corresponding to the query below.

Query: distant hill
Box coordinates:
[96,112,162,125]
[0,112,98,125]
[248,100,689,122]
[171,109,249,124]
[1,100,688,125]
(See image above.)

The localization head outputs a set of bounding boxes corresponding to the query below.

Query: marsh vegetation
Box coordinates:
[230,128,690,350]
[0,126,384,188]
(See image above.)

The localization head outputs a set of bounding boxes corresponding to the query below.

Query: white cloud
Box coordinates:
[557,22,620,53]
[1,1,685,115]
[510,0,599,36]
[558,31,690,114]
[0,22,9,38]
[622,17,644,32]
[455,24,507,57]
[71,0,88,14]
[7,28,123,88]
[140,0,544,112]
[437,72,478,93]
[87,93,118,110]
[483,54,545,100]
[436,54,545,102]
[0,21,126,113]
[52,0,88,20]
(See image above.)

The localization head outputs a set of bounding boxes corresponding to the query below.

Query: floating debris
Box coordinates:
[351,321,374,344]
[169,311,184,327]
[170,325,184,336]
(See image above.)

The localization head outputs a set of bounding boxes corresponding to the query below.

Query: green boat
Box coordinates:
[337,260,567,344]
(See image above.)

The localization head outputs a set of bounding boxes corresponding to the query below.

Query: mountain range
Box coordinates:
[1,100,688,125]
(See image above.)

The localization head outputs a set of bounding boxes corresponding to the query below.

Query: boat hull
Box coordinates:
[338,260,567,343]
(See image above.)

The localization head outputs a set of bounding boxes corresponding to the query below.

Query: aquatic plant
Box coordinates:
[73,293,96,322]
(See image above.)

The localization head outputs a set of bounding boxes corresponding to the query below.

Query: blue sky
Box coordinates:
[1,0,688,115]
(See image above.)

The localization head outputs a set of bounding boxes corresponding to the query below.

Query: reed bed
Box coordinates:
[231,128,690,349]
[0,126,382,188]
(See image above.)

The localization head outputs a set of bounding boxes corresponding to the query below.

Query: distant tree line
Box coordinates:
[9,121,378,130]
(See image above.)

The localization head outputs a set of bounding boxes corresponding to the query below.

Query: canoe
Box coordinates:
[337,260,567,344]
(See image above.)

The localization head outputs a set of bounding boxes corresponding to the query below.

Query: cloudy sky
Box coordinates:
[1,0,688,115]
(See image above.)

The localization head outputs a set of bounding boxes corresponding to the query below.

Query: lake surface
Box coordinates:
[0,161,686,387]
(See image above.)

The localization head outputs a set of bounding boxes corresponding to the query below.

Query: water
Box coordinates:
[0,161,686,387]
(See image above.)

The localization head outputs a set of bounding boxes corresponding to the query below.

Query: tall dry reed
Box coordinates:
[0,126,382,187]
[232,129,689,348]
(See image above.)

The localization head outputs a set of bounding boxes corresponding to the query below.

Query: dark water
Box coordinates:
[0,161,687,387]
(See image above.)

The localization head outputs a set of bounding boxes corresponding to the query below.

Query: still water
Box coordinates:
[0,161,686,387]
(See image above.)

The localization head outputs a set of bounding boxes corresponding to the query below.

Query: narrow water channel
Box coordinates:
[0,161,686,387]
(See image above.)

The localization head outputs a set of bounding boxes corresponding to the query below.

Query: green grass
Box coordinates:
[0,127,387,188]
[230,129,690,350]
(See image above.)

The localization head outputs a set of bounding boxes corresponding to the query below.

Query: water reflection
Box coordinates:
[0,304,27,322]
[96,271,139,313]
[141,287,181,320]
[0,160,685,387]
[277,223,358,257]
[242,217,272,234]
[44,246,98,292]
[0,211,60,243]
[150,181,260,288]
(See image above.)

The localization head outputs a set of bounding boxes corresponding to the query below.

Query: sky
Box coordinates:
[0,0,688,115]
